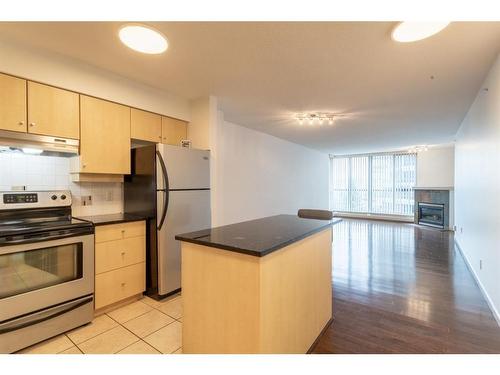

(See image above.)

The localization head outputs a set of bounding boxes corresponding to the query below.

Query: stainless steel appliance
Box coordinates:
[0,129,79,156]
[0,191,94,353]
[124,144,210,298]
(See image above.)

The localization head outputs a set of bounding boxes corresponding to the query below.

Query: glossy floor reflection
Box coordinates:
[312,219,500,353]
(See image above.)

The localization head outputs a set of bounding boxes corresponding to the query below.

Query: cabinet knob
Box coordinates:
[121,251,126,256]
[29,122,35,127]
[82,163,86,168]
[18,121,24,126]
[121,282,126,287]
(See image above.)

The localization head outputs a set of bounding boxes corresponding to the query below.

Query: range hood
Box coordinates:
[0,130,79,157]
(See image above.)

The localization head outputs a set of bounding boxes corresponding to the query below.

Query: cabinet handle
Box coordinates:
[29,122,35,127]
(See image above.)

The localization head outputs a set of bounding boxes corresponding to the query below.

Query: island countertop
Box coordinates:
[175,214,341,257]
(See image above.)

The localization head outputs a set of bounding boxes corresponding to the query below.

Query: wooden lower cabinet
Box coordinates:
[94,221,146,310]
[95,221,145,243]
[95,263,145,310]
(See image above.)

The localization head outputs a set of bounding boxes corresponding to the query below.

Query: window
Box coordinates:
[330,152,416,216]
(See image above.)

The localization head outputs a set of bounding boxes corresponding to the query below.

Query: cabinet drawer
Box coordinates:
[95,221,145,243]
[95,236,145,274]
[95,263,145,309]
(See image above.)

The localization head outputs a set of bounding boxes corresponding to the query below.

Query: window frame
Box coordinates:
[329,151,417,216]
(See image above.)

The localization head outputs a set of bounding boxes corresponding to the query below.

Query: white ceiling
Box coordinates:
[1,22,499,154]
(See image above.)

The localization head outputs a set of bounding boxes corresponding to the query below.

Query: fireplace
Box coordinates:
[418,202,445,228]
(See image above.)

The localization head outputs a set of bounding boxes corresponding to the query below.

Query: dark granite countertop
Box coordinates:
[175,214,341,257]
[74,213,146,226]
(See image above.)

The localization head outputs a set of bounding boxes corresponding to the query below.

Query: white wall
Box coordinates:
[211,111,330,226]
[0,38,190,120]
[455,53,500,323]
[416,145,455,188]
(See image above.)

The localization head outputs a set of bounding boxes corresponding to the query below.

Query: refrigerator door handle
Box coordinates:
[156,150,170,230]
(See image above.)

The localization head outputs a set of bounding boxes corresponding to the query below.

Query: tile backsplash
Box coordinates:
[0,152,70,191]
[0,152,123,216]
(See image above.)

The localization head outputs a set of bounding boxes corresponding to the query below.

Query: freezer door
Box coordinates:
[157,189,211,295]
[157,144,210,189]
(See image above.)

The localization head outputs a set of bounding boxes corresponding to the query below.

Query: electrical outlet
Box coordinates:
[105,190,113,201]
[82,195,92,206]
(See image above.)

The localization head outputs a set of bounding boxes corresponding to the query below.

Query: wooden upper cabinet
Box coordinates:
[131,108,162,143]
[161,116,188,146]
[80,95,131,174]
[27,82,79,139]
[0,73,27,133]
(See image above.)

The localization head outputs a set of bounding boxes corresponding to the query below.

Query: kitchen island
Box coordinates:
[175,214,341,354]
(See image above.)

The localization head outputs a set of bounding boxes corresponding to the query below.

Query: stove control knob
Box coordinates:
[51,195,57,201]
[61,194,67,200]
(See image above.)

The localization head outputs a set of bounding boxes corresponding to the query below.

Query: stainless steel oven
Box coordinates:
[0,191,94,353]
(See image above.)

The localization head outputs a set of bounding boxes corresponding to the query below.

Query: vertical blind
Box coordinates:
[330,152,416,215]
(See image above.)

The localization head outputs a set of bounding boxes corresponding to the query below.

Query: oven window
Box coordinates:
[0,243,83,299]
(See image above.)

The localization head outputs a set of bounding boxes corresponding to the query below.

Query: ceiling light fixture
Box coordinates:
[408,145,428,153]
[296,112,341,126]
[391,22,450,43]
[119,24,168,54]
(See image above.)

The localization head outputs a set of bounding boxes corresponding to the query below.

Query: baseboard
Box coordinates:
[333,212,414,223]
[454,238,500,327]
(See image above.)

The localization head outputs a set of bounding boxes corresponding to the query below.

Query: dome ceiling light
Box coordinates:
[391,22,450,43]
[119,24,168,54]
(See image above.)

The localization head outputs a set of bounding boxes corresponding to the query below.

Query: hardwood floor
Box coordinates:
[312,219,500,354]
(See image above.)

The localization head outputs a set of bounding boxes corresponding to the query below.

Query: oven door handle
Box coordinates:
[0,295,93,335]
[0,227,93,247]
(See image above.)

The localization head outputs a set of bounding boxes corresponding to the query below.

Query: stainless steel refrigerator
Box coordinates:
[124,144,211,298]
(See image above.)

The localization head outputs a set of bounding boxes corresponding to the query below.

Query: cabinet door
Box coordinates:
[0,73,27,133]
[80,95,131,174]
[161,116,187,146]
[27,82,80,139]
[131,108,162,143]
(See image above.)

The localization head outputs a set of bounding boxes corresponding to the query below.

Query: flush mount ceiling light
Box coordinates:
[392,22,450,42]
[118,24,168,54]
[296,112,342,126]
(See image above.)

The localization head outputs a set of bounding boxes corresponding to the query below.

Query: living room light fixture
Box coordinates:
[119,24,168,54]
[392,22,450,42]
[296,112,340,125]
[408,145,428,153]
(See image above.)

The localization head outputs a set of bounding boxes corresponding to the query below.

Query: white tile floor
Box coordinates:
[17,294,183,354]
